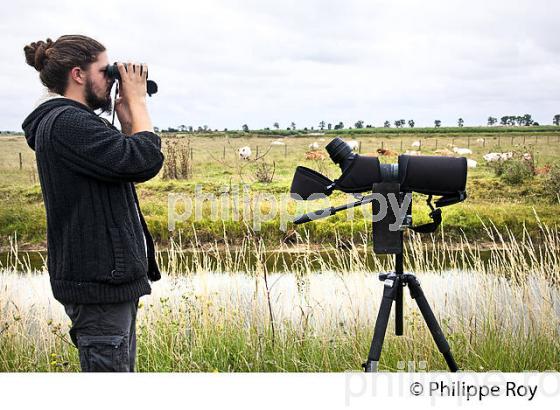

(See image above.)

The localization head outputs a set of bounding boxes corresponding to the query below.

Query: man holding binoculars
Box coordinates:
[22,35,163,372]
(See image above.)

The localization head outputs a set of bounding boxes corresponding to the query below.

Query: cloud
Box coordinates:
[1,0,559,130]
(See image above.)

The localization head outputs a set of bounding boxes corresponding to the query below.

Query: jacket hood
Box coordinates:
[22,96,95,151]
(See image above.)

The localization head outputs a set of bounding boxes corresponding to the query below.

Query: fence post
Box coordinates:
[511,136,514,146]
[19,153,23,170]
[400,140,403,151]
[256,146,259,157]
[419,140,422,151]
[381,141,384,150]
[467,136,470,148]
[223,146,226,160]
[435,139,438,150]
[190,147,193,160]
[523,135,526,144]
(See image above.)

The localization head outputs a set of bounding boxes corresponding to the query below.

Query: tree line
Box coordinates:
[156,113,560,133]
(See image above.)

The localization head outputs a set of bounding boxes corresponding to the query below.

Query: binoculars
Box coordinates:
[104,63,158,96]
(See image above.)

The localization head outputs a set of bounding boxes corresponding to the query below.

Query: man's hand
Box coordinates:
[117,62,147,103]
[116,62,153,134]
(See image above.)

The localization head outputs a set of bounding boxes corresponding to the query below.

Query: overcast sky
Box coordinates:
[2,0,559,131]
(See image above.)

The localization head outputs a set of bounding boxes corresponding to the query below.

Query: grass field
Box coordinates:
[1,128,560,250]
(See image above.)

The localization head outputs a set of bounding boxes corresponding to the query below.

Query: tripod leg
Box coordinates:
[395,254,404,336]
[407,276,459,372]
[363,275,400,372]
[395,280,403,336]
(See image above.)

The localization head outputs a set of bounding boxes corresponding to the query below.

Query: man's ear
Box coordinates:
[69,67,86,86]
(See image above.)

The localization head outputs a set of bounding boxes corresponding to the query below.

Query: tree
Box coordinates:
[153,126,160,133]
[290,122,296,130]
[457,118,464,127]
[522,114,533,126]
[273,122,280,129]
[334,121,344,130]
[383,121,391,128]
[408,119,415,128]
[327,123,332,130]
[553,114,560,126]
[487,116,497,126]
[355,120,364,128]
[319,121,326,130]
[434,120,441,128]
[178,125,186,132]
[242,124,249,132]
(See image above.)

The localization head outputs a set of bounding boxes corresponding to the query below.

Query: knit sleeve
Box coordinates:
[50,107,164,183]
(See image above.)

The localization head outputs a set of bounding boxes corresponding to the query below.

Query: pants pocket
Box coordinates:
[77,334,129,372]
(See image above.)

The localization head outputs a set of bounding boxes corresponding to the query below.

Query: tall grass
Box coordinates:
[0,222,559,372]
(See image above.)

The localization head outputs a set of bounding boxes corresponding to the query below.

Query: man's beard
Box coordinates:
[85,78,113,114]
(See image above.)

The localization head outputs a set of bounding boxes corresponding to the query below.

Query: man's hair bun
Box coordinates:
[24,39,54,71]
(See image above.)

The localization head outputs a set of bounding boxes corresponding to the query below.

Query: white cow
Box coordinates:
[476,138,485,145]
[483,152,513,162]
[308,142,320,150]
[270,140,285,146]
[238,146,252,160]
[347,140,360,151]
[467,159,477,168]
[453,147,473,155]
[411,140,421,148]
[483,153,502,162]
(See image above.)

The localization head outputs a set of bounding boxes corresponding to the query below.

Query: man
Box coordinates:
[22,35,164,372]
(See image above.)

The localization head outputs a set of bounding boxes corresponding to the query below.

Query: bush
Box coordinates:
[492,159,534,185]
[545,164,560,202]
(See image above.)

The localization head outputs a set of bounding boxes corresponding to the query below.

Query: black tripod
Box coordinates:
[292,182,460,372]
[361,182,459,372]
[362,252,459,372]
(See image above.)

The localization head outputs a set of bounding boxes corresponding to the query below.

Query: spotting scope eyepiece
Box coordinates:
[326,137,356,171]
